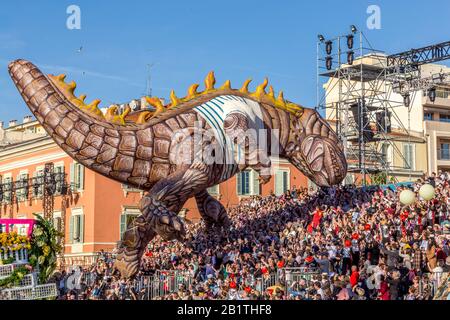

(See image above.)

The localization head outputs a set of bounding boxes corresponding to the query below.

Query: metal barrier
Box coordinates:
[254,268,320,297]
[133,271,193,299]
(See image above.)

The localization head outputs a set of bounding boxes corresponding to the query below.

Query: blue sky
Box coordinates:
[0,0,449,122]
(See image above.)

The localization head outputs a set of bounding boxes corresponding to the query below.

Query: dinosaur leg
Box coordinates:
[195,190,231,229]
[115,167,207,278]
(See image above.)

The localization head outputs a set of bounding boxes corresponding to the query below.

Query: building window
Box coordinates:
[403,143,415,170]
[54,165,65,195]
[69,209,84,244]
[423,112,433,121]
[440,114,450,123]
[120,209,139,240]
[16,172,29,202]
[70,162,85,191]
[121,184,141,193]
[32,168,44,198]
[207,184,219,195]
[275,169,290,196]
[381,143,392,168]
[440,143,450,160]
[236,169,260,196]
[1,175,13,203]
[53,211,62,243]
[436,89,450,99]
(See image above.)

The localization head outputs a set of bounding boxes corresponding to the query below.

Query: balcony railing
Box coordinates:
[437,148,450,160]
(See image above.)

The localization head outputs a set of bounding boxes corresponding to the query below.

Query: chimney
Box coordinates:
[23,115,32,123]
[9,120,17,127]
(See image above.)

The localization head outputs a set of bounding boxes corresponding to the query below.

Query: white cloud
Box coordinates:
[0,34,26,50]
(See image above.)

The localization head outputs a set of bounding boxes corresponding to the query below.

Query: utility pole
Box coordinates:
[146,63,155,97]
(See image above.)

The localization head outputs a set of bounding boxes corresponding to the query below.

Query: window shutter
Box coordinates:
[275,170,284,196]
[4,176,12,202]
[69,215,74,243]
[79,215,84,243]
[207,184,219,195]
[283,171,289,193]
[78,164,85,190]
[252,170,260,195]
[120,214,126,240]
[38,171,44,198]
[70,163,75,190]
[236,172,242,195]
[16,174,21,201]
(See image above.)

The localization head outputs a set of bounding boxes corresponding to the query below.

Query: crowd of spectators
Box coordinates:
[54,171,450,300]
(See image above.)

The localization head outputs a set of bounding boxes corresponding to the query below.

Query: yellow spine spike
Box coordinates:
[145,97,165,118]
[277,91,286,107]
[117,106,131,124]
[187,84,199,99]
[268,85,275,99]
[67,81,76,95]
[252,78,268,98]
[136,111,152,124]
[105,106,118,120]
[145,96,164,110]
[220,80,231,90]
[264,85,276,104]
[89,99,101,108]
[240,79,252,94]
[56,74,66,82]
[170,90,181,108]
[204,71,216,92]
[105,105,132,125]
[78,94,87,102]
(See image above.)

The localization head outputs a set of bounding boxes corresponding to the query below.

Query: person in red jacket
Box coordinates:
[378,275,390,300]
[312,206,323,229]
[349,265,360,288]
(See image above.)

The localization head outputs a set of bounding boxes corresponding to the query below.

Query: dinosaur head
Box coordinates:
[285,108,347,187]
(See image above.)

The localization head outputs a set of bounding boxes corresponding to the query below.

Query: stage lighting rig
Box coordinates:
[428,87,437,102]
[318,34,325,42]
[347,51,354,65]
[346,34,354,49]
[325,40,333,55]
[403,93,411,107]
[326,56,333,70]
[350,25,358,33]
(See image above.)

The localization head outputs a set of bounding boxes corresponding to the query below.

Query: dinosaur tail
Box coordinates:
[8,59,152,188]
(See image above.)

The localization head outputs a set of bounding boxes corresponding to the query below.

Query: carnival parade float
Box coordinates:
[0,215,61,300]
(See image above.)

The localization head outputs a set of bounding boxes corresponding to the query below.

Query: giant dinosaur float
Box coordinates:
[8,59,347,278]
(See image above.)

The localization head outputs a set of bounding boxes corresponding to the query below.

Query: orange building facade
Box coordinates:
[0,120,309,266]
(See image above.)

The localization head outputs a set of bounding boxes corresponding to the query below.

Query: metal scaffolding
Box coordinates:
[316,29,417,185]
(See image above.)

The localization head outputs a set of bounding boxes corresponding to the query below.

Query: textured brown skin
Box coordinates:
[8,59,347,278]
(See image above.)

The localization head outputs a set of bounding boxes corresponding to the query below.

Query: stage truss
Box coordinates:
[317,29,450,185]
